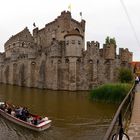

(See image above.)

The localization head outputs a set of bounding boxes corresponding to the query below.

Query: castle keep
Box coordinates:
[0,11,132,91]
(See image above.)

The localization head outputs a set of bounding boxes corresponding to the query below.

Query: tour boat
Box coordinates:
[0,102,52,131]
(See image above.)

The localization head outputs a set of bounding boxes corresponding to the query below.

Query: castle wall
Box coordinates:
[33,11,85,49]
[0,11,133,91]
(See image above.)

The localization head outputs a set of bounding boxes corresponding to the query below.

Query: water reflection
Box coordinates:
[0,84,118,140]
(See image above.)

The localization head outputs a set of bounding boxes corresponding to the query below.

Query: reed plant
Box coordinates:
[90,83,132,103]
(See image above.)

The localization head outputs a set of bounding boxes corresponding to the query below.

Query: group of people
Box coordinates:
[0,102,42,125]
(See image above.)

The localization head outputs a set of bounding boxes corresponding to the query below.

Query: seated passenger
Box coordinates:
[27,116,33,124]
[11,110,16,116]
[33,117,38,125]
[7,107,12,114]
[15,107,23,118]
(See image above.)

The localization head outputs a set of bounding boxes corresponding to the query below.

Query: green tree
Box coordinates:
[118,68,133,83]
[105,36,116,45]
[110,37,116,45]
[105,36,110,44]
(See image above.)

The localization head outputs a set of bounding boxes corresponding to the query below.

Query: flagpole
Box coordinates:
[68,4,71,12]
[80,12,82,21]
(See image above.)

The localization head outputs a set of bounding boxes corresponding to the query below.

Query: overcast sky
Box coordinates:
[0,0,140,60]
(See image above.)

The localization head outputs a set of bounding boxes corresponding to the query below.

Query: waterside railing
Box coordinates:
[103,83,136,140]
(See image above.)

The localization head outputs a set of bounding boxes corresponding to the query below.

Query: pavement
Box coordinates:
[125,84,140,140]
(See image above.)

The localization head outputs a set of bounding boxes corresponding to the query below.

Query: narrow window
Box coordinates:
[66,40,69,45]
[72,40,75,44]
[78,41,81,45]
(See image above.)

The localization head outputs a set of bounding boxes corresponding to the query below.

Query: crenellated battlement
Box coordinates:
[87,41,100,48]
[119,48,133,62]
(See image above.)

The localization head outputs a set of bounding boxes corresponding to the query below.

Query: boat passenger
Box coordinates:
[37,117,42,124]
[24,107,29,117]
[21,107,28,121]
[27,116,33,124]
[7,107,12,114]
[33,117,38,125]
[15,107,23,119]
[11,110,16,116]
[0,103,5,110]
[1,101,9,112]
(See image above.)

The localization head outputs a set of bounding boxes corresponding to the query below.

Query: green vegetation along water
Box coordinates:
[0,84,118,140]
[90,83,132,103]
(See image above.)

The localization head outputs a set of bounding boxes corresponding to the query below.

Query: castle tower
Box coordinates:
[32,11,85,50]
[86,41,100,86]
[119,48,133,62]
[64,29,84,57]
[103,39,117,82]
[64,29,84,90]
[103,43,116,60]
[119,48,133,67]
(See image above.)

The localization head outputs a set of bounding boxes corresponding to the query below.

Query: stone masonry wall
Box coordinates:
[0,11,133,91]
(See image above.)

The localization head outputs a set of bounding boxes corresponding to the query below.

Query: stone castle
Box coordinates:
[0,11,132,91]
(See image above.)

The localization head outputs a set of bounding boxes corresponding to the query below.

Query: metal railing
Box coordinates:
[103,83,136,140]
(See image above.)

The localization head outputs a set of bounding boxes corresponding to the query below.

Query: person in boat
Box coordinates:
[33,116,42,125]
[0,103,5,110]
[21,107,29,121]
[15,107,23,119]
[1,101,9,112]
[7,107,12,114]
[27,115,34,124]
[11,110,16,116]
[24,107,29,118]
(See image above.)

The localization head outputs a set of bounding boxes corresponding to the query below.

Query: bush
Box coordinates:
[90,83,132,103]
[118,68,133,83]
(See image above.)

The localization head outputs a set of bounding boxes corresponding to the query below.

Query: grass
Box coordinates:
[90,83,132,103]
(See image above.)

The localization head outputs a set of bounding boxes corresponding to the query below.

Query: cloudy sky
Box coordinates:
[0,0,140,60]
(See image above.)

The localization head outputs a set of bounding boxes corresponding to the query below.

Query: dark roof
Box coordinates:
[64,29,83,38]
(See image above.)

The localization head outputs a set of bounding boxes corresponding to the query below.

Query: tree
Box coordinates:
[105,36,110,44]
[118,68,133,83]
[105,36,116,45]
[110,37,116,45]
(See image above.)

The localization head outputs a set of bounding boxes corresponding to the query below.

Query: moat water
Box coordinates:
[0,84,118,140]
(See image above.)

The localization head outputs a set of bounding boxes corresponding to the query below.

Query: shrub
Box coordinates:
[90,83,132,103]
[118,68,133,83]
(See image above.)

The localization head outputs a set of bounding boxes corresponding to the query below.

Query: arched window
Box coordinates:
[31,62,36,65]
[65,59,69,63]
[77,58,81,63]
[22,42,25,47]
[89,60,93,64]
[58,60,61,64]
[75,28,80,33]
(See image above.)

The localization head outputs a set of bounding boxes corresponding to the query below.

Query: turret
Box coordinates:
[64,29,84,57]
[119,48,133,62]
[87,41,100,56]
[103,37,116,60]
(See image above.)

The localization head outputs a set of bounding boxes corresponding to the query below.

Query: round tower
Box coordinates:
[64,29,84,57]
